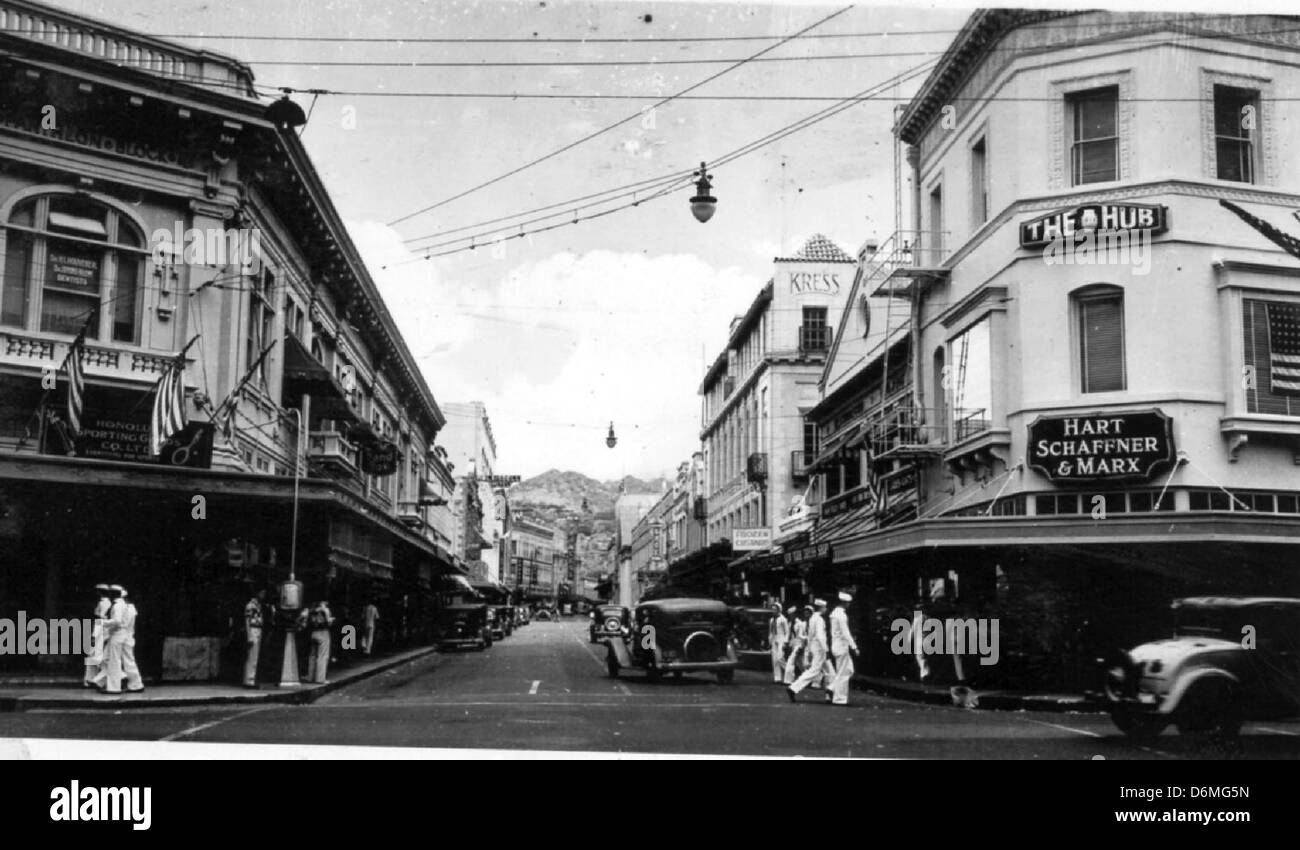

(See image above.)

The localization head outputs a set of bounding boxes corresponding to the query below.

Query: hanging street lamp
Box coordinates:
[606,422,618,449]
[689,162,717,223]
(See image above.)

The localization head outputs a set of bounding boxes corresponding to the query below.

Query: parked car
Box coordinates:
[434,604,493,651]
[1104,596,1300,741]
[470,581,514,640]
[730,606,776,652]
[516,607,530,627]
[605,597,739,683]
[589,604,631,643]
[533,607,558,622]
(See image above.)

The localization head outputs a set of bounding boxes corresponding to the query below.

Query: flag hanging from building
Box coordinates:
[150,357,188,456]
[1267,302,1300,396]
[63,325,87,437]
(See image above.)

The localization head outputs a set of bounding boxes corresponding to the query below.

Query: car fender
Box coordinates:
[1161,667,1240,715]
[608,636,633,667]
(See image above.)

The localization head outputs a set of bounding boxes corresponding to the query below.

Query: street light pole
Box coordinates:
[280,401,307,687]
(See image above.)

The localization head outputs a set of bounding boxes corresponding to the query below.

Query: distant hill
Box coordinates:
[508,469,667,526]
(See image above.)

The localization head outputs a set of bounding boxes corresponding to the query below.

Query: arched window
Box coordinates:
[1074,284,1127,393]
[1,193,146,342]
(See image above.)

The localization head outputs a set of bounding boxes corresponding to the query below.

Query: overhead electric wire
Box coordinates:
[243,51,939,68]
[101,14,1253,44]
[383,5,854,227]
[388,58,939,263]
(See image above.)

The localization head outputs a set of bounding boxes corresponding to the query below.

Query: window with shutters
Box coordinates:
[1243,298,1300,416]
[1069,87,1119,185]
[1075,286,1126,393]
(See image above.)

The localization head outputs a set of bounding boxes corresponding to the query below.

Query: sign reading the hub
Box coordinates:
[1019,203,1167,249]
[732,527,773,551]
[1028,410,1175,481]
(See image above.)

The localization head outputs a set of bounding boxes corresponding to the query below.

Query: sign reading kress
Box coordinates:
[1020,203,1167,249]
[1028,410,1175,481]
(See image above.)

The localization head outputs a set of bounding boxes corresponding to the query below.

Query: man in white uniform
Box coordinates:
[118,588,144,692]
[782,606,807,685]
[768,602,789,683]
[827,591,859,705]
[94,586,125,693]
[83,584,111,687]
[786,599,828,702]
[362,601,380,655]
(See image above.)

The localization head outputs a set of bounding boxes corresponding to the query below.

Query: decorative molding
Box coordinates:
[1049,69,1134,191]
[1200,68,1276,187]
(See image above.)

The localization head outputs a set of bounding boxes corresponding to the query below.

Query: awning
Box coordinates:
[811,499,879,545]
[282,334,345,403]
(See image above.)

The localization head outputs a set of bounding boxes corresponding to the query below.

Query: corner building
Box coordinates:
[808,10,1300,691]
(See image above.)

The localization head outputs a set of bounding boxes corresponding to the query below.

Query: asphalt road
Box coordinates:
[2,618,1298,758]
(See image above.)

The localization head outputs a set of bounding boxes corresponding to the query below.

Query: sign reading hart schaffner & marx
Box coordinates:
[1028,410,1175,481]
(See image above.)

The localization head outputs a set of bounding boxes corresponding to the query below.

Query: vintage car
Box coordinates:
[605,597,739,683]
[589,604,631,643]
[730,606,777,652]
[1105,596,1300,741]
[533,607,559,622]
[470,581,515,640]
[516,607,530,627]
[434,603,494,651]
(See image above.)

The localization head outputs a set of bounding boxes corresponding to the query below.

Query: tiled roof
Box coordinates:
[778,233,856,263]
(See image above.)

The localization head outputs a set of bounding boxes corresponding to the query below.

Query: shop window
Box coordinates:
[1069,86,1119,185]
[1076,287,1126,393]
[1243,298,1300,416]
[1,193,146,341]
[1214,85,1258,183]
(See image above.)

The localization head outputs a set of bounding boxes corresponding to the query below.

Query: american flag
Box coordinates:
[63,325,87,437]
[1267,302,1300,396]
[149,357,188,456]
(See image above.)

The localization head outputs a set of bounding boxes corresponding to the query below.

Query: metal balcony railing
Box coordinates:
[861,230,953,298]
[798,325,832,352]
[867,407,947,458]
[953,408,991,442]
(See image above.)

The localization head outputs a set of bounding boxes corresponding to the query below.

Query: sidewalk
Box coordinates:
[0,645,439,712]
[852,672,1104,713]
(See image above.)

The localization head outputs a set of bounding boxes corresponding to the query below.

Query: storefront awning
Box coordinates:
[282,334,346,404]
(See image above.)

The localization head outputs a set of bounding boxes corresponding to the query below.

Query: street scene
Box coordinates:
[5,616,1298,758]
[1,0,1299,768]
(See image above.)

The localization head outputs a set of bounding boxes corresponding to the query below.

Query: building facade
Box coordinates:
[0,0,460,678]
[440,401,507,582]
[802,9,1300,691]
[508,513,560,606]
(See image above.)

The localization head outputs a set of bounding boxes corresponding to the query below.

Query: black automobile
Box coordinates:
[470,581,515,640]
[434,603,493,651]
[589,604,630,643]
[731,606,777,652]
[605,597,739,683]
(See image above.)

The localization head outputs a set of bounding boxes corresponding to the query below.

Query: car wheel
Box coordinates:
[606,649,619,679]
[1111,710,1167,741]
[1176,679,1243,740]
[716,669,735,684]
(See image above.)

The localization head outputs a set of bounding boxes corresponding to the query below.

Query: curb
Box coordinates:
[852,676,1105,713]
[0,647,440,712]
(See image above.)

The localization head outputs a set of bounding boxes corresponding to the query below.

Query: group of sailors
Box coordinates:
[82,583,144,694]
[767,592,859,705]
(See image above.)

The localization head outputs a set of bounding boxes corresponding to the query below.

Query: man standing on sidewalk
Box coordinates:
[786,599,828,702]
[302,600,335,684]
[827,592,859,705]
[83,584,110,688]
[243,589,266,688]
[362,600,380,656]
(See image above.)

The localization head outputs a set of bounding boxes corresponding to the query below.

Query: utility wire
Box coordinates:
[383,5,854,227]
[393,58,937,258]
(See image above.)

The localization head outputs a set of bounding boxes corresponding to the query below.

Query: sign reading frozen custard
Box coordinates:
[1028,410,1175,481]
[1019,203,1167,249]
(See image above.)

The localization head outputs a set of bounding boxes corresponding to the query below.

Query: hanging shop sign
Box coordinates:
[360,438,400,476]
[732,527,773,552]
[1019,203,1168,249]
[1028,409,1175,481]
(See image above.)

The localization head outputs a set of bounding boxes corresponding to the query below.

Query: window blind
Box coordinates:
[1079,294,1125,393]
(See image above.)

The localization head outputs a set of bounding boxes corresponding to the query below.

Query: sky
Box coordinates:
[44,0,1277,480]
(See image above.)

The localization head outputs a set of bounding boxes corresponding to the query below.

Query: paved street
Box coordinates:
[2,618,1298,759]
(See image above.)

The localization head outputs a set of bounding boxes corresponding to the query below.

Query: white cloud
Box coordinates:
[350,224,764,480]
